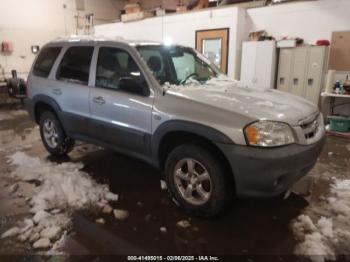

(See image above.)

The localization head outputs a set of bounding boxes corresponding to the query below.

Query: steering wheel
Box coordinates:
[180,73,198,85]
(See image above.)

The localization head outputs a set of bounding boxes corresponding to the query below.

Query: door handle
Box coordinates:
[52,89,62,95]
[92,96,106,105]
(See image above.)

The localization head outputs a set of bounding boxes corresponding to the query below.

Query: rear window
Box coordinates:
[56,46,94,85]
[33,47,62,78]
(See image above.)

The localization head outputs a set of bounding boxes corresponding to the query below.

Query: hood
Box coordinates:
[165,77,318,126]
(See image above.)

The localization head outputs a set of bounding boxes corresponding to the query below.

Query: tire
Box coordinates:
[165,144,230,217]
[39,111,74,156]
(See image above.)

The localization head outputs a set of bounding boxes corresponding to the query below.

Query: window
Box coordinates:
[56,46,94,85]
[172,52,195,82]
[33,47,61,78]
[136,45,217,85]
[96,47,143,91]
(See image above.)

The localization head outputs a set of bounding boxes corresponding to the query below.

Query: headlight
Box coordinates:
[244,121,295,147]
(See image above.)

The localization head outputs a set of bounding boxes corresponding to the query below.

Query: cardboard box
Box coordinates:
[162,0,178,11]
[277,39,296,48]
[124,3,142,14]
[121,11,153,22]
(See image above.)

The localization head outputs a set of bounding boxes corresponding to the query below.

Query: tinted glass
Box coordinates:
[33,47,61,78]
[56,46,94,85]
[96,47,142,90]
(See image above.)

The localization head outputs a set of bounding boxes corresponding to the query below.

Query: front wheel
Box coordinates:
[165,144,230,217]
[39,111,74,156]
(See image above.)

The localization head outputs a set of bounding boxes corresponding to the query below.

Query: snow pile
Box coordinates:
[162,75,240,92]
[1,151,119,251]
[292,179,350,261]
[255,100,275,108]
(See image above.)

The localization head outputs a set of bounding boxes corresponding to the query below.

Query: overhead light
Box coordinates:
[163,37,173,46]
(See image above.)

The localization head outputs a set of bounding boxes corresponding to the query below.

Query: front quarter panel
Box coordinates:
[152,91,255,146]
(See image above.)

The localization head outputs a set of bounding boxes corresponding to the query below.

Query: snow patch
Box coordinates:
[160,180,167,190]
[1,151,119,252]
[292,179,350,261]
[33,238,51,249]
[113,209,129,220]
[176,220,191,229]
[1,227,20,239]
[255,100,275,107]
[160,227,167,234]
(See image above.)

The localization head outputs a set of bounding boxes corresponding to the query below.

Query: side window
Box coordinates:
[137,49,166,82]
[56,46,94,85]
[96,47,143,91]
[33,47,62,78]
[171,53,195,82]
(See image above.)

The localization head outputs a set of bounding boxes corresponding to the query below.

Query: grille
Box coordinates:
[300,114,320,140]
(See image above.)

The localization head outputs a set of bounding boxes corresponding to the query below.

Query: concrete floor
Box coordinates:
[0,106,349,260]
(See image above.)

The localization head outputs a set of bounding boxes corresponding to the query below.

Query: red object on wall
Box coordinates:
[1,42,13,53]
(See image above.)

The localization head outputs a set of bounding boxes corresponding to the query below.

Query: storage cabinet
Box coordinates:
[240,41,277,90]
[277,46,328,105]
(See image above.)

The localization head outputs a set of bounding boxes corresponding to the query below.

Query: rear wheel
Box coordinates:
[39,111,74,156]
[165,144,230,217]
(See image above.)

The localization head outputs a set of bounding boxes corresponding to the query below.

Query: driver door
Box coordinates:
[89,46,154,156]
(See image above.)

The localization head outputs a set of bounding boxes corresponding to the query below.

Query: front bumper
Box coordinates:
[216,136,326,198]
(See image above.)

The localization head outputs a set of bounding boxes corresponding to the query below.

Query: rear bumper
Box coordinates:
[216,136,326,198]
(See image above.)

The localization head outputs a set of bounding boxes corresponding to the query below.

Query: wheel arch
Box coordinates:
[152,120,236,193]
[33,95,63,124]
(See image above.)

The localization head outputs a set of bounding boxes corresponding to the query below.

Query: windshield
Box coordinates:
[136,45,219,86]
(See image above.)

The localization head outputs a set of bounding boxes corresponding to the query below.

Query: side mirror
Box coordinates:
[118,77,149,96]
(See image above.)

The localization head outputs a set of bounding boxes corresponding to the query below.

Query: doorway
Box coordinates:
[195,28,229,74]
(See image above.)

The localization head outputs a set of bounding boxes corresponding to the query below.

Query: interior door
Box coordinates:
[195,28,229,74]
[89,46,154,156]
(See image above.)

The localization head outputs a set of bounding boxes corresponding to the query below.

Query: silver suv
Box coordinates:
[25,36,325,216]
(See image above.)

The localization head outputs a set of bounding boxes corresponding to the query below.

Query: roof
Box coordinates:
[49,35,161,46]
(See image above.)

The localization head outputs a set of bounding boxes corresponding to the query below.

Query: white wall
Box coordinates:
[247,0,350,44]
[0,0,119,79]
[95,0,350,79]
[95,6,248,78]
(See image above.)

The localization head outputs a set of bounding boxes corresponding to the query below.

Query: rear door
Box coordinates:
[51,45,94,137]
[89,45,154,156]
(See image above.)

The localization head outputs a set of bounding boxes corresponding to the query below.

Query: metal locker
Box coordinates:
[276,46,329,105]
[255,41,277,89]
[240,42,257,85]
[290,48,308,97]
[240,41,276,89]
[305,46,327,105]
[277,49,293,92]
